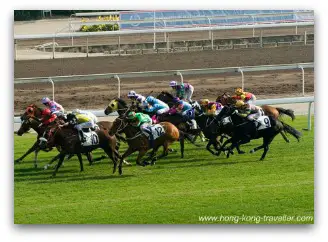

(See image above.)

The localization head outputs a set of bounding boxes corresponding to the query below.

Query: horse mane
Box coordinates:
[115,98,128,108]
[159,91,174,99]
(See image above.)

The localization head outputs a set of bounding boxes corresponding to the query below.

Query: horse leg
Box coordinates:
[33,149,39,168]
[76,153,84,172]
[51,153,66,178]
[15,141,39,163]
[118,147,136,175]
[44,153,62,170]
[280,131,290,143]
[86,152,94,166]
[179,132,185,158]
[206,139,216,155]
[260,135,275,161]
[216,138,232,156]
[136,149,148,167]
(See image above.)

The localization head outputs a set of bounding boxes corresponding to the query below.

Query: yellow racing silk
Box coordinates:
[76,114,92,123]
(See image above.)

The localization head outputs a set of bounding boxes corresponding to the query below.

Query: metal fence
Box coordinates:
[14,62,314,101]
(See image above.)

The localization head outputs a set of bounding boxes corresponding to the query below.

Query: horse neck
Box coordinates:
[122,124,141,139]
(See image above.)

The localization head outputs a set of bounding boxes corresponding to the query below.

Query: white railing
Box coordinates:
[14,22,314,40]
[13,96,314,131]
[14,63,314,100]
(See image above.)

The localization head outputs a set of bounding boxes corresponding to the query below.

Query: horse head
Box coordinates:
[22,104,43,120]
[216,93,235,106]
[38,123,60,149]
[104,98,128,115]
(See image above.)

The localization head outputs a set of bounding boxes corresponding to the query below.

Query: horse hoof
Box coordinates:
[239,151,245,154]
[50,174,56,178]
[44,165,48,170]
[34,164,38,169]
[14,159,21,163]
[119,167,123,175]
[215,152,221,156]
[250,150,255,154]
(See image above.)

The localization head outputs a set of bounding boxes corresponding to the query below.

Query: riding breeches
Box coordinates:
[184,86,194,103]
[247,109,264,121]
[75,121,95,131]
[156,107,170,115]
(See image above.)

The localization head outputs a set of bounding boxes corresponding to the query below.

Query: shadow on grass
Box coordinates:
[31,174,134,184]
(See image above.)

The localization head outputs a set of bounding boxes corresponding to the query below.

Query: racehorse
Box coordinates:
[104,98,201,145]
[38,122,120,177]
[216,105,302,160]
[216,93,295,121]
[193,105,242,156]
[109,115,184,175]
[156,91,175,108]
[216,93,295,143]
[16,104,123,168]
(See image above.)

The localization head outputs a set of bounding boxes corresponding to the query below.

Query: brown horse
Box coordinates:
[39,122,120,177]
[109,115,184,175]
[216,93,295,142]
[16,104,124,168]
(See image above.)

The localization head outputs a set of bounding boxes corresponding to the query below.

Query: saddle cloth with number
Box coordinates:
[143,124,165,140]
[256,116,271,130]
[81,131,99,146]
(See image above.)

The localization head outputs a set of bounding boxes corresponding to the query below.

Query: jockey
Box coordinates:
[72,109,99,130]
[176,100,197,130]
[200,99,224,116]
[39,108,57,127]
[234,100,264,131]
[41,97,65,118]
[126,111,154,146]
[169,80,194,103]
[144,96,169,115]
[59,112,96,142]
[127,90,138,101]
[232,88,256,105]
[136,94,148,109]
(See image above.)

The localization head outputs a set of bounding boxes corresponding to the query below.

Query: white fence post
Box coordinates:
[299,65,305,96]
[114,75,121,98]
[304,31,307,45]
[305,101,313,131]
[52,36,55,59]
[238,68,244,90]
[176,71,184,84]
[47,78,55,101]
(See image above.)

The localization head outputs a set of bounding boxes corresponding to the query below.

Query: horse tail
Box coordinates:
[281,121,302,142]
[276,107,295,121]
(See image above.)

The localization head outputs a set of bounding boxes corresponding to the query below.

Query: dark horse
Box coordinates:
[16,104,120,168]
[216,93,295,143]
[39,122,120,177]
[216,105,302,160]
[109,115,184,175]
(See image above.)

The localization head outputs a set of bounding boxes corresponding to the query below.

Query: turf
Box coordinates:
[14,116,314,224]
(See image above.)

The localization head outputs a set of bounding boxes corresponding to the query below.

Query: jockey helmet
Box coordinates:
[173,97,180,103]
[136,95,146,103]
[127,90,137,98]
[169,80,177,87]
[200,99,209,106]
[177,100,184,106]
[235,88,244,95]
[72,109,81,114]
[41,97,51,104]
[235,100,245,108]
[127,111,136,120]
[41,108,51,116]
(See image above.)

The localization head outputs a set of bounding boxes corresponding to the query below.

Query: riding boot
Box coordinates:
[79,130,85,143]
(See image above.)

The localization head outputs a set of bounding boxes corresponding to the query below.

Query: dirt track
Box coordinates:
[14,45,314,114]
